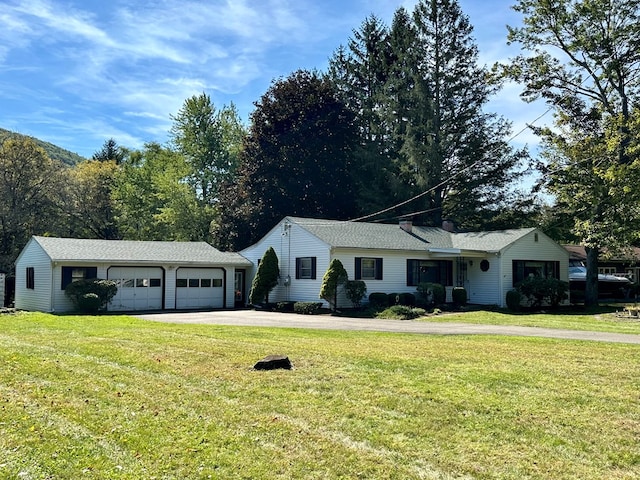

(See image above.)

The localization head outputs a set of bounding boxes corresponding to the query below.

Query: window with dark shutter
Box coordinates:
[26,267,35,289]
[295,257,316,279]
[355,257,383,280]
[61,266,98,289]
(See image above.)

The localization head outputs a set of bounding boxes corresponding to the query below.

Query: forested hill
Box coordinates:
[0,128,86,166]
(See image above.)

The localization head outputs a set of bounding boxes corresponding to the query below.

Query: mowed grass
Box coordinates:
[424,307,640,334]
[1,312,639,479]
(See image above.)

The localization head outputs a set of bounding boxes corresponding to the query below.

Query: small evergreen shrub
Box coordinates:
[416,282,445,306]
[506,289,522,311]
[368,292,388,309]
[293,302,322,315]
[387,293,400,305]
[345,280,367,308]
[275,301,295,312]
[452,286,467,306]
[376,305,427,320]
[78,293,101,313]
[65,279,117,313]
[398,292,416,306]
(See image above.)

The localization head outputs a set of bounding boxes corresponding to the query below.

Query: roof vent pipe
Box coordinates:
[399,219,413,233]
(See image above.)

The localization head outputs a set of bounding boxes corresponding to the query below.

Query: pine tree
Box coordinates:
[249,247,279,305]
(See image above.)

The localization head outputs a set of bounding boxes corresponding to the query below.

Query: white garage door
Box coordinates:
[108,267,164,311]
[176,268,224,309]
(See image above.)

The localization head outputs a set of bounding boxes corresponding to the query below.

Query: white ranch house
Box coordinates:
[241,217,570,308]
[15,236,251,313]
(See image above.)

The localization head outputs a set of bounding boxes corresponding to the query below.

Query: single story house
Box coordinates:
[241,217,570,308]
[15,236,251,313]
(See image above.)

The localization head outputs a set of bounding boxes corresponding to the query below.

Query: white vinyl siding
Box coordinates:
[241,220,331,305]
[0,273,4,307]
[15,239,55,312]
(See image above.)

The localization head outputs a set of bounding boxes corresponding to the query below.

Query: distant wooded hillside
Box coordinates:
[0,128,86,165]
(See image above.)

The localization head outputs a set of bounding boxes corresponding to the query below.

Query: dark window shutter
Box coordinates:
[311,257,317,280]
[407,260,415,286]
[375,258,383,280]
[61,267,72,290]
[86,267,97,279]
[354,258,362,280]
[295,258,301,279]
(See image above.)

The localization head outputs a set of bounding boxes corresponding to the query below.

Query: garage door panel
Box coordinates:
[108,267,163,311]
[176,268,224,309]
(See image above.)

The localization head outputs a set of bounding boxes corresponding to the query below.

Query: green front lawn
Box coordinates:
[1,312,639,479]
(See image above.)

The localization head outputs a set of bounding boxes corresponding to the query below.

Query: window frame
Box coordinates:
[295,257,317,280]
[61,266,97,289]
[406,259,453,287]
[355,257,383,280]
[512,260,560,286]
[26,267,35,290]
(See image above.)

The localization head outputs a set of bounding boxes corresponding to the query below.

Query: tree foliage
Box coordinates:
[0,137,66,272]
[67,159,121,239]
[169,93,245,206]
[249,247,279,305]
[328,0,528,227]
[213,70,359,250]
[502,0,640,305]
[320,259,348,311]
[112,143,214,241]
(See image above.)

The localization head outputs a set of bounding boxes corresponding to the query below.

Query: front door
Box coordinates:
[234,270,245,307]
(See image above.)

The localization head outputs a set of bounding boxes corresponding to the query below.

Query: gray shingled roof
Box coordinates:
[33,236,251,265]
[287,217,535,253]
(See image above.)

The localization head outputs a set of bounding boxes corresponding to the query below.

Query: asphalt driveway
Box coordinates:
[136,309,640,345]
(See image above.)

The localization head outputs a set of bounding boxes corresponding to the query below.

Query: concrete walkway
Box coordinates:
[136,309,640,345]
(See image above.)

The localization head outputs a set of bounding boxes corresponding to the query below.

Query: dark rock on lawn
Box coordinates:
[253,355,293,370]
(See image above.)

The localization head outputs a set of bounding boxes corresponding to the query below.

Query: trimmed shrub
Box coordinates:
[398,292,416,306]
[320,259,348,311]
[376,305,427,320]
[505,289,522,311]
[275,301,295,312]
[416,282,445,306]
[368,292,388,309]
[387,293,400,305]
[452,286,467,306]
[249,247,279,305]
[78,293,101,313]
[517,276,568,309]
[293,302,322,315]
[345,280,367,308]
[65,279,117,313]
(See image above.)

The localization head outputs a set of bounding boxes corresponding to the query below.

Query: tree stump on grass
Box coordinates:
[253,355,293,370]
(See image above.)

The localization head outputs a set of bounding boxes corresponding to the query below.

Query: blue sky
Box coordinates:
[0,0,547,159]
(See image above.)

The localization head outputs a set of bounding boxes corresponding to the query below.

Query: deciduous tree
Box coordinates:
[502,0,640,305]
[0,137,65,272]
[213,70,359,250]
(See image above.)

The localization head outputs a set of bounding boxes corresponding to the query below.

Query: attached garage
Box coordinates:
[175,267,224,309]
[14,236,252,313]
[108,266,164,311]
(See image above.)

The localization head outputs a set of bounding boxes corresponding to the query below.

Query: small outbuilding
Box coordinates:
[15,236,251,313]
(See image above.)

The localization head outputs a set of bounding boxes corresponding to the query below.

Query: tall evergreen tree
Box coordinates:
[407,0,525,227]
[328,16,402,215]
[329,1,527,227]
